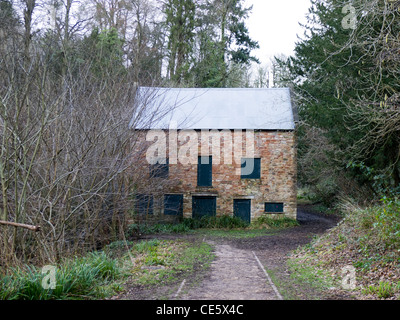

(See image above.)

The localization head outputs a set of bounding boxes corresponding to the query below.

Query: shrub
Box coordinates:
[194,215,249,229]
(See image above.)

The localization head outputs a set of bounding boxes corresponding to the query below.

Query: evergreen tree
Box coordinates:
[190,0,259,87]
[279,0,400,199]
[0,0,19,31]
[164,0,196,84]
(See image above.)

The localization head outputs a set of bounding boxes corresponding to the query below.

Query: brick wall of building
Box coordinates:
[156,129,298,221]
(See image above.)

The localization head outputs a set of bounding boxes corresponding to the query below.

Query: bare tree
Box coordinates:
[340,0,400,186]
[0,2,176,267]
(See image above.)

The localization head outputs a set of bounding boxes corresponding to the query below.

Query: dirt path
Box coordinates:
[175,206,343,300]
[118,206,351,300]
[177,242,281,300]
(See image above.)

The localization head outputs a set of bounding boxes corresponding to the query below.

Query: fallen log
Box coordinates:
[0,220,41,232]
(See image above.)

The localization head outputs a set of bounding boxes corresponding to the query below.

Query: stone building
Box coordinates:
[132,87,297,223]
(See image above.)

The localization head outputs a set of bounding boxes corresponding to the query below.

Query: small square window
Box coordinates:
[241,158,261,179]
[192,196,216,218]
[136,194,154,215]
[265,202,284,213]
[150,158,169,179]
[164,194,183,216]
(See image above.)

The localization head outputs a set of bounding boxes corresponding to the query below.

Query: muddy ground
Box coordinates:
[117,206,354,300]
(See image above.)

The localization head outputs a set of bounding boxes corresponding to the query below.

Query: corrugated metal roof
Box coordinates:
[132,87,296,130]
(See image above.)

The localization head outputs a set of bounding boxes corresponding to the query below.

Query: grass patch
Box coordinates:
[0,251,124,300]
[252,216,300,229]
[128,223,192,236]
[193,228,278,239]
[266,264,332,300]
[287,247,340,299]
[0,238,215,300]
[362,281,400,299]
[287,198,400,300]
[126,239,214,287]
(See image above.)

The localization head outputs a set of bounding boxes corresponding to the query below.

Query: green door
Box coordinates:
[234,199,251,223]
[192,196,216,219]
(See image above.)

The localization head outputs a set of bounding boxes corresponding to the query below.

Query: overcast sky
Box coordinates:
[244,0,311,66]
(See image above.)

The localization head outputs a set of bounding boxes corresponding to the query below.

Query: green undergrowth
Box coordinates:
[0,251,123,300]
[127,215,299,239]
[0,216,298,300]
[288,198,400,300]
[252,216,300,229]
[192,228,278,239]
[128,215,249,237]
[126,239,214,287]
[0,239,214,300]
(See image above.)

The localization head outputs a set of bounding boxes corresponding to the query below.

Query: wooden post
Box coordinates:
[0,220,41,232]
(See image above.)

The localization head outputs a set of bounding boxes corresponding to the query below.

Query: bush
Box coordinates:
[127,214,302,237]
[126,223,142,239]
[358,198,400,251]
[181,218,204,230]
[195,215,249,229]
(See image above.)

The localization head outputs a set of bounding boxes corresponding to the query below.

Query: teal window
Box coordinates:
[164,194,183,216]
[136,194,154,215]
[192,196,216,219]
[197,156,212,187]
[241,158,261,179]
[265,202,284,213]
[150,158,169,179]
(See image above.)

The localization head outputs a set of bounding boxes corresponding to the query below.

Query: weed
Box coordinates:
[144,252,166,266]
